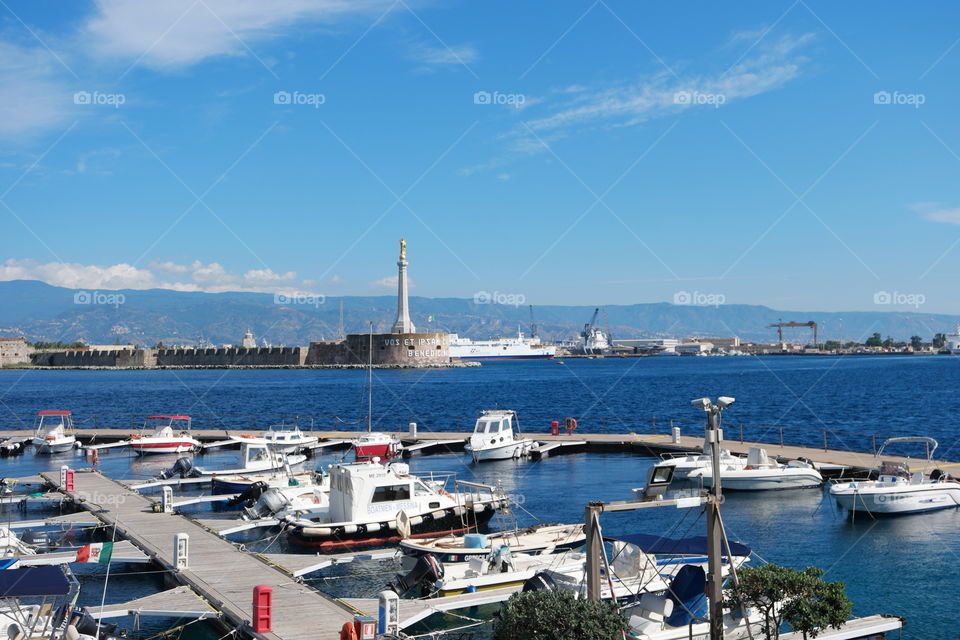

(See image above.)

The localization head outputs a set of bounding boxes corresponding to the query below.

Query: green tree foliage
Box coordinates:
[864,333,882,347]
[910,335,923,350]
[493,590,628,640]
[933,333,947,349]
[29,341,86,349]
[727,564,853,640]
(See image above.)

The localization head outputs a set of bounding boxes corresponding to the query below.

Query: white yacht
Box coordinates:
[31,410,76,454]
[129,415,200,455]
[686,446,823,490]
[464,410,535,462]
[158,441,305,480]
[829,437,960,515]
[400,523,585,562]
[946,324,960,354]
[449,330,556,361]
[656,445,748,479]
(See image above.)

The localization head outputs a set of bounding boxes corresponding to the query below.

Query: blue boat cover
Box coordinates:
[664,565,708,627]
[0,566,70,597]
[605,533,750,557]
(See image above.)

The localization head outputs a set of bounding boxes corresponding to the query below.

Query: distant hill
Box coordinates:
[0,279,957,346]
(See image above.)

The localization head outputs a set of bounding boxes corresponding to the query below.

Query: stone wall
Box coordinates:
[31,349,150,367]
[156,346,307,366]
[0,338,32,366]
[307,333,451,365]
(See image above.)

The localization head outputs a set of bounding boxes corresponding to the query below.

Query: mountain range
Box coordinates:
[0,280,957,347]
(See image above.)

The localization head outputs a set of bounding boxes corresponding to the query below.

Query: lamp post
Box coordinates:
[691,396,735,640]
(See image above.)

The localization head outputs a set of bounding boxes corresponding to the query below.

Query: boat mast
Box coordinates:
[367,321,373,432]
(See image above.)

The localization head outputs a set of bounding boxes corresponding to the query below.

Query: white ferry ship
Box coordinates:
[449,330,556,361]
[947,324,960,354]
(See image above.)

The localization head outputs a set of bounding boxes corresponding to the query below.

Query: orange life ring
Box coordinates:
[339,622,358,640]
[130,434,142,439]
[564,417,577,433]
[240,434,254,438]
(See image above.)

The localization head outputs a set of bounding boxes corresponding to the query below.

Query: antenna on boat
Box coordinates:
[367,321,373,433]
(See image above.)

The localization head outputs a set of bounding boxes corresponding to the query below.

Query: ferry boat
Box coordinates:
[448,330,556,361]
[283,461,506,549]
[947,324,960,354]
[129,415,200,455]
[31,410,77,454]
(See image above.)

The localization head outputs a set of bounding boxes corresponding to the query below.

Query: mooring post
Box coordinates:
[252,585,272,633]
[823,430,828,452]
[174,533,189,571]
[161,486,173,513]
[378,590,400,635]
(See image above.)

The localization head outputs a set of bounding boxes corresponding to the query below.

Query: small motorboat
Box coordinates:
[283,461,507,550]
[212,468,325,494]
[31,410,77,454]
[129,415,200,455]
[400,523,585,562]
[657,444,747,480]
[464,410,534,462]
[158,441,306,480]
[352,432,403,459]
[829,436,960,515]
[686,446,823,490]
[230,424,319,454]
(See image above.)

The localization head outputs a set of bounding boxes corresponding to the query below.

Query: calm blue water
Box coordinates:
[0,356,957,638]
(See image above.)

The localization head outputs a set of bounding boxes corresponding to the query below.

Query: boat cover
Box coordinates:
[0,566,70,596]
[606,533,750,557]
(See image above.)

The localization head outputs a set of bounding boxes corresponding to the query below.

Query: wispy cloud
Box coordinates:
[463,32,814,174]
[370,274,415,290]
[913,202,960,225]
[0,41,74,137]
[0,258,319,294]
[408,42,478,69]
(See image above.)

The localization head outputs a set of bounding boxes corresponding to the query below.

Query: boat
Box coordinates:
[31,411,77,454]
[464,410,535,462]
[654,445,748,480]
[212,468,325,494]
[157,441,306,480]
[283,461,507,550]
[352,432,403,460]
[394,533,749,599]
[448,330,556,361]
[946,324,960,354]
[829,437,960,515]
[129,415,200,455]
[230,424,319,454]
[685,446,823,490]
[400,523,586,562]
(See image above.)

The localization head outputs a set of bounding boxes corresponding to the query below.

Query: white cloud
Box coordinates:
[913,202,960,225]
[0,41,74,137]
[370,274,415,290]
[0,258,320,294]
[80,0,400,69]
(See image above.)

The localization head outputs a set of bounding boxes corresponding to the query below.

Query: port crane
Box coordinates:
[767,319,818,347]
[582,308,600,342]
[528,305,538,339]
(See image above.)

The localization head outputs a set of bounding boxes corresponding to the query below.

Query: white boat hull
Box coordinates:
[32,437,75,454]
[830,482,960,514]
[469,440,533,462]
[131,438,199,455]
[691,469,823,490]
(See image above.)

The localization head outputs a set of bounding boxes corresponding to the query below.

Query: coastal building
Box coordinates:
[0,337,31,366]
[241,329,256,348]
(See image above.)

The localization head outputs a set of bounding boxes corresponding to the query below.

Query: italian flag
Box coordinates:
[75,542,113,563]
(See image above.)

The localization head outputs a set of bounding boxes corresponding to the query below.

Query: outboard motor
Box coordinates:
[389,554,444,597]
[69,607,127,639]
[522,571,558,592]
[157,457,198,480]
[20,529,52,550]
[241,487,292,520]
[227,481,270,508]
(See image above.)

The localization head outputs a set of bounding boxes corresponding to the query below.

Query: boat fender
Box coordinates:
[472,503,485,513]
[409,516,423,526]
[431,510,447,520]
[302,527,333,537]
[366,522,381,533]
[453,506,465,516]
[343,525,358,534]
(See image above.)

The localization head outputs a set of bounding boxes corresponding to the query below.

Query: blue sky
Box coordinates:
[2,1,960,313]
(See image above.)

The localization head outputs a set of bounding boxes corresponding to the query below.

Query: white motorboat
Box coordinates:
[686,447,823,490]
[129,415,200,455]
[31,410,77,454]
[159,441,306,479]
[464,410,534,462]
[400,523,586,562]
[829,437,960,515]
[657,445,748,479]
[230,424,319,454]
[283,461,507,550]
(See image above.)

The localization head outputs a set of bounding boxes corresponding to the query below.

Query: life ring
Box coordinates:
[339,622,358,640]
[563,417,577,433]
[130,434,142,439]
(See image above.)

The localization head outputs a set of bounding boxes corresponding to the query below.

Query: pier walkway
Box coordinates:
[40,469,358,640]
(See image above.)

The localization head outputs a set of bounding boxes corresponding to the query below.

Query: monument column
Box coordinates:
[391,238,416,333]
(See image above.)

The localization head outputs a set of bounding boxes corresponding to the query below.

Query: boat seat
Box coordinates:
[910,471,924,485]
[629,593,673,634]
[746,447,769,468]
